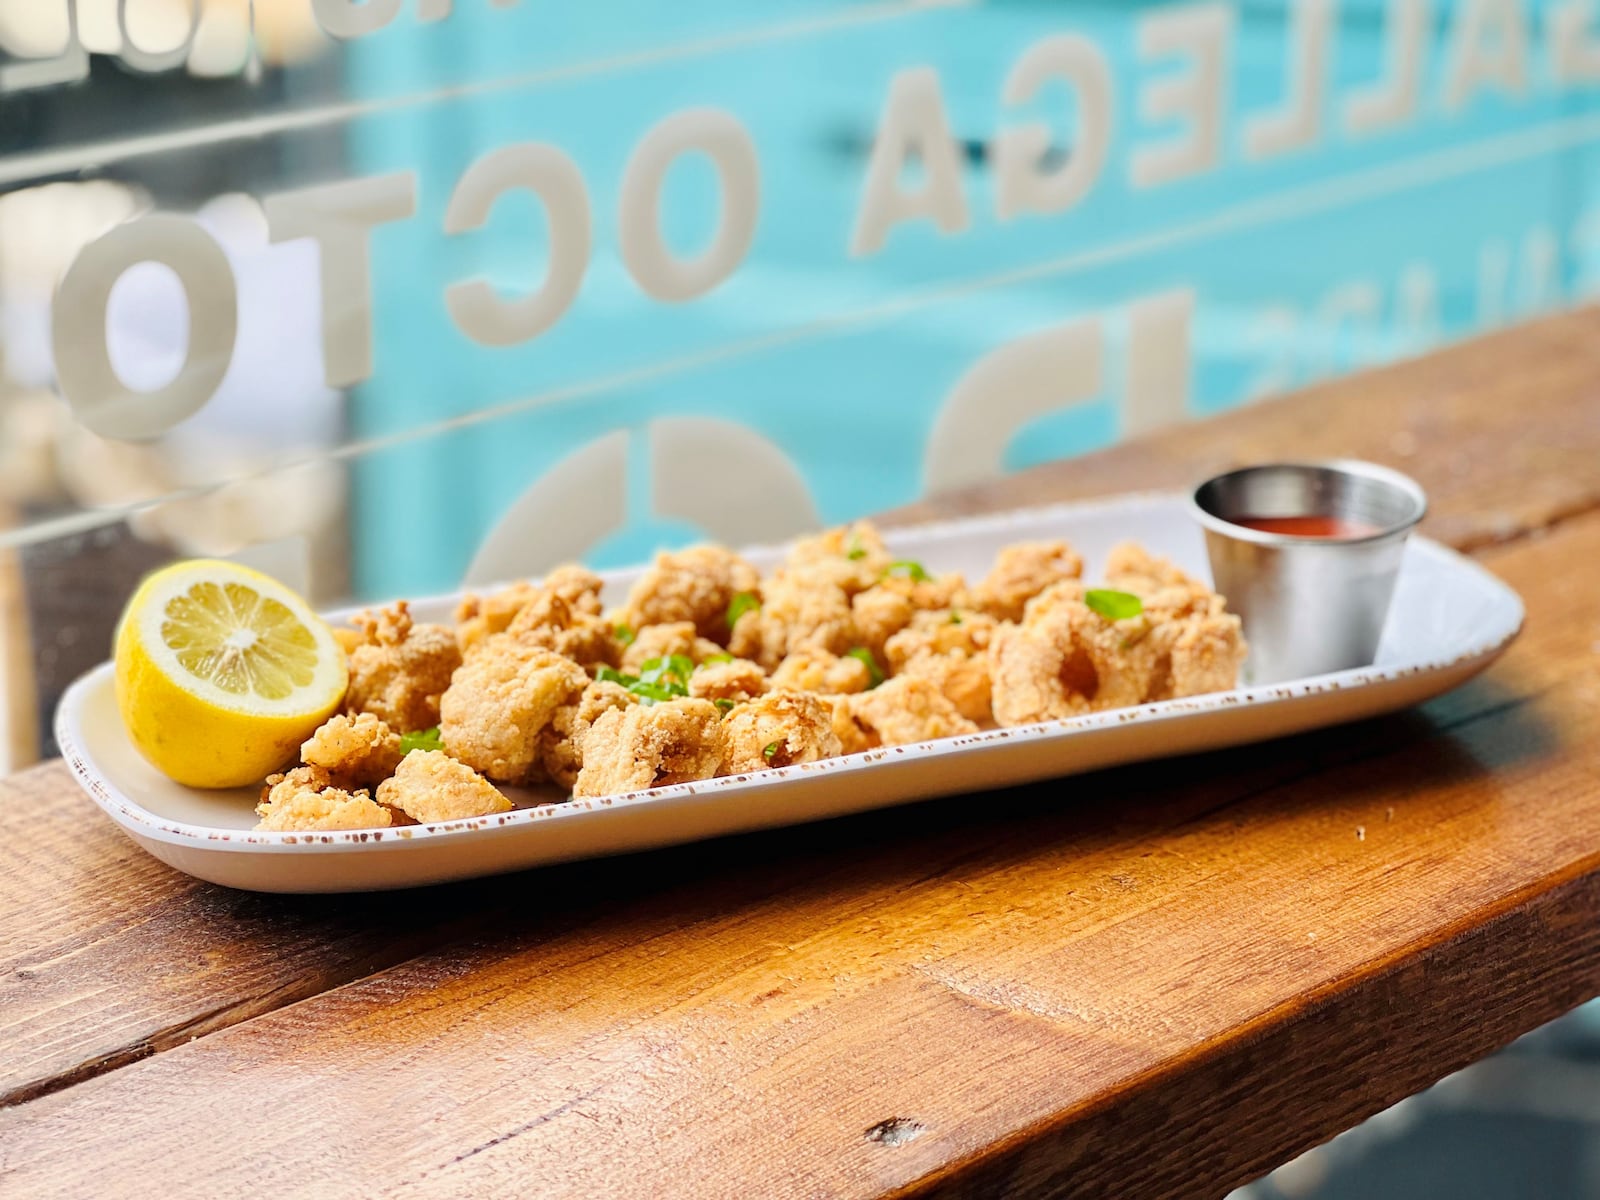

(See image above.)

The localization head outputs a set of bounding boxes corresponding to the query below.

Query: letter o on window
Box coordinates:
[618,109,760,302]
[52,214,237,441]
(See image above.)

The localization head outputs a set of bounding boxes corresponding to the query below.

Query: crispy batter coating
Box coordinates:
[769,646,872,695]
[620,621,726,674]
[619,545,761,643]
[850,573,966,658]
[300,712,404,788]
[728,571,856,669]
[573,698,726,797]
[973,541,1084,623]
[1102,543,1218,616]
[456,565,607,656]
[539,680,640,791]
[991,568,1246,726]
[688,658,769,703]
[823,694,879,755]
[846,676,979,746]
[375,750,512,823]
[720,689,842,774]
[439,636,589,783]
[255,766,391,832]
[346,601,462,733]
[1020,579,1088,627]
[504,592,620,669]
[884,610,998,725]
[784,520,891,592]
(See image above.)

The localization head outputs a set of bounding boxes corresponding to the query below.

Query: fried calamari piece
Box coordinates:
[991,581,1246,726]
[504,591,619,669]
[846,675,979,746]
[784,521,892,591]
[539,679,639,791]
[619,545,761,643]
[1102,543,1219,616]
[300,712,404,788]
[439,637,589,782]
[823,694,879,755]
[346,601,462,733]
[375,750,512,823]
[573,698,726,797]
[255,766,391,832]
[973,541,1085,623]
[720,689,842,774]
[849,572,967,659]
[884,609,999,725]
[729,571,856,669]
[456,565,607,656]
[1020,579,1088,628]
[769,646,872,695]
[620,621,725,674]
[688,657,769,703]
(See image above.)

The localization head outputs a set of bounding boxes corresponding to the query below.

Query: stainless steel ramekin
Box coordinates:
[1189,461,1428,685]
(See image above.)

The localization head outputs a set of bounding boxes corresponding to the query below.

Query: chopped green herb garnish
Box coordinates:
[1085,589,1144,621]
[762,741,781,761]
[845,646,885,689]
[596,665,636,687]
[726,591,760,628]
[629,681,679,704]
[884,560,931,582]
[635,656,690,699]
[700,652,734,667]
[613,623,636,646]
[714,698,736,714]
[948,610,963,625]
[846,535,867,561]
[399,726,443,755]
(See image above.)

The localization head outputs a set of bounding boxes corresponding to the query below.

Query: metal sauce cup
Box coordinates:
[1189,461,1428,685]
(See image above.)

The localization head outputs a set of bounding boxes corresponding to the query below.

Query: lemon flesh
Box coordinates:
[114,561,349,789]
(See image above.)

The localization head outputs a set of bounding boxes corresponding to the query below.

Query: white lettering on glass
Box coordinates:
[443,143,591,346]
[1443,0,1531,110]
[1245,0,1335,160]
[618,109,760,302]
[0,0,89,92]
[1345,0,1430,136]
[1550,1,1600,84]
[993,35,1116,221]
[310,0,402,39]
[850,67,970,257]
[924,317,1104,493]
[263,173,417,388]
[117,0,201,73]
[1130,3,1234,188]
[1124,289,1195,435]
[52,214,238,440]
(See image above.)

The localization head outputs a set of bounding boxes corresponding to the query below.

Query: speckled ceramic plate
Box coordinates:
[56,494,1523,894]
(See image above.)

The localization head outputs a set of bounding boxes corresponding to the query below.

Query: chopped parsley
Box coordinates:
[846,646,885,689]
[1085,589,1144,621]
[726,591,760,628]
[762,741,781,761]
[884,560,931,582]
[613,623,636,646]
[399,726,443,755]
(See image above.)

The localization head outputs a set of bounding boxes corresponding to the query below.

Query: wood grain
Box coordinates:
[885,306,1600,551]
[0,500,1596,1199]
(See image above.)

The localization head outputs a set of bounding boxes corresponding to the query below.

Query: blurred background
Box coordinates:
[2,4,1598,1189]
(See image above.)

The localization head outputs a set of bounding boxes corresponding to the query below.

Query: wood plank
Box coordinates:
[2,308,1597,1121]
[0,498,1595,1199]
[886,306,1600,550]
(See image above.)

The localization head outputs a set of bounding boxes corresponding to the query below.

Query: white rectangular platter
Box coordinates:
[56,493,1524,894]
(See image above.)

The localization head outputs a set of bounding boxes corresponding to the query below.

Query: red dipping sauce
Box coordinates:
[1229,514,1382,539]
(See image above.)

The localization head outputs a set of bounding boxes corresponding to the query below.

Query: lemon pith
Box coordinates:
[114,560,348,789]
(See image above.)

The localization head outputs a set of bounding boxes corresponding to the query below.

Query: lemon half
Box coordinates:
[114,560,349,788]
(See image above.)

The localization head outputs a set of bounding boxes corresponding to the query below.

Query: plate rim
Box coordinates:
[54,494,1525,856]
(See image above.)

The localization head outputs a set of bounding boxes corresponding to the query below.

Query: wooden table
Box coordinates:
[5,311,1600,1199]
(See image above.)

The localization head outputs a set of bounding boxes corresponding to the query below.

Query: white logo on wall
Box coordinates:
[464,419,819,586]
